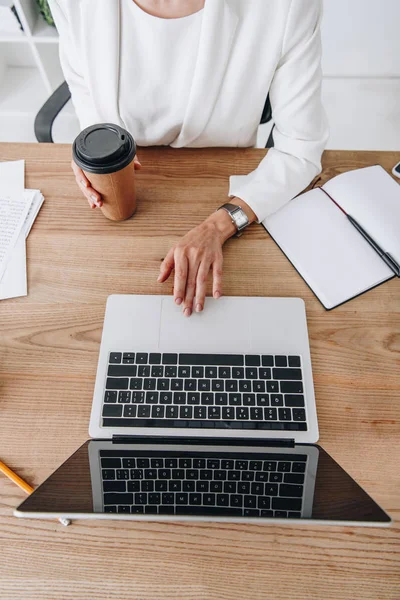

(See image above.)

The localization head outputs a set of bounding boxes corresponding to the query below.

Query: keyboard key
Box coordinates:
[273,368,302,380]
[102,469,115,480]
[141,480,154,492]
[180,406,193,419]
[222,407,235,419]
[252,380,265,393]
[231,495,243,507]
[260,509,273,517]
[265,484,278,496]
[104,493,133,505]
[228,471,241,481]
[245,355,261,366]
[197,481,209,492]
[288,356,301,367]
[201,393,214,405]
[292,462,306,473]
[103,481,126,492]
[217,494,230,506]
[263,461,277,471]
[105,506,117,514]
[215,393,228,405]
[137,459,150,468]
[194,406,207,419]
[275,356,287,367]
[189,493,202,505]
[138,404,151,419]
[266,381,279,392]
[198,379,211,391]
[214,470,227,481]
[200,469,213,480]
[160,392,172,404]
[224,481,236,493]
[256,394,269,406]
[245,368,258,379]
[211,482,223,494]
[239,380,252,392]
[249,461,262,471]
[288,511,302,518]
[226,380,238,392]
[136,353,148,364]
[242,471,255,481]
[274,511,288,518]
[101,458,121,468]
[158,505,174,514]
[277,462,291,472]
[144,378,156,390]
[165,366,177,377]
[118,391,131,403]
[187,392,200,405]
[205,367,217,378]
[152,405,165,418]
[218,367,231,379]
[158,468,171,479]
[255,472,268,481]
[149,353,161,364]
[281,381,304,394]
[178,366,191,378]
[108,364,137,377]
[232,367,244,379]
[157,379,169,391]
[203,493,216,506]
[173,392,186,404]
[102,404,123,417]
[166,405,179,418]
[280,484,303,498]
[284,395,305,407]
[238,482,250,494]
[293,408,306,421]
[191,366,203,378]
[243,394,256,406]
[284,473,305,484]
[278,408,291,421]
[264,408,277,420]
[178,458,191,468]
[109,352,122,363]
[123,405,137,417]
[186,469,199,480]
[155,480,168,491]
[106,377,129,390]
[229,394,241,406]
[184,379,197,391]
[212,380,224,392]
[171,379,183,391]
[244,495,257,508]
[138,365,150,377]
[123,353,135,364]
[175,506,243,516]
[135,492,148,504]
[272,497,302,511]
[250,407,263,420]
[148,492,161,504]
[104,390,118,403]
[179,354,243,366]
[146,391,159,404]
[251,482,264,495]
[208,406,221,419]
[270,472,283,483]
[259,368,271,380]
[144,468,156,478]
[163,353,178,365]
[183,481,195,492]
[132,391,145,403]
[261,355,274,366]
[151,365,163,377]
[270,394,284,406]
[236,407,249,420]
[130,378,143,390]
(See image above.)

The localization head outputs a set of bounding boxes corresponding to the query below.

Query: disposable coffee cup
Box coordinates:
[73,123,137,221]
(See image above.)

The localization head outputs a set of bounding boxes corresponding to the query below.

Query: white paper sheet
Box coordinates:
[0,234,27,300]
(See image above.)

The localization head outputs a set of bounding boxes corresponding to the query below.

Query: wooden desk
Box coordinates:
[0,144,399,600]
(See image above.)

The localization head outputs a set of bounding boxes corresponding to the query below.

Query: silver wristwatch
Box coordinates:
[217,203,249,237]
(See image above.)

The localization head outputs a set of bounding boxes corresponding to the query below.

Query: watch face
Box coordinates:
[234,209,248,229]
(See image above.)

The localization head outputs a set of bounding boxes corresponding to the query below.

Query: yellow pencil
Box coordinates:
[0,460,34,495]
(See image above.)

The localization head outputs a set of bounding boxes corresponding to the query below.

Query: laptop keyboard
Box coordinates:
[100,451,307,517]
[101,352,307,430]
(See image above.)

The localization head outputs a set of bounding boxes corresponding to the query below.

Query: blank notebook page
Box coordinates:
[323,166,400,263]
[263,188,393,309]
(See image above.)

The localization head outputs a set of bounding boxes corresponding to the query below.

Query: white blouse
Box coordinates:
[49,0,329,223]
[119,1,203,145]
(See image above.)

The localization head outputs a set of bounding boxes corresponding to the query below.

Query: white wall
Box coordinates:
[321,0,400,76]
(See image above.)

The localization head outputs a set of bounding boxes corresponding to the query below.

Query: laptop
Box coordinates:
[14,295,391,525]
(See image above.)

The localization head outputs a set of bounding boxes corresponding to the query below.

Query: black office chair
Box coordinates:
[34,81,275,147]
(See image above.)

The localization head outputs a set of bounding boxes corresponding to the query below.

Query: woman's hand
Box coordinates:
[71,157,142,209]
[158,199,256,316]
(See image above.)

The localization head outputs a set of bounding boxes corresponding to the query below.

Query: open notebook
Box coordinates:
[262,166,400,309]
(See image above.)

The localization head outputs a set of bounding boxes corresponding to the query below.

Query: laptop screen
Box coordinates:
[15,440,390,525]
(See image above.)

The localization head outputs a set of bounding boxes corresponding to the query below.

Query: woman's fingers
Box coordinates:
[194,260,211,313]
[158,249,175,283]
[172,250,188,306]
[212,255,223,299]
[183,258,201,317]
[133,156,142,170]
[71,159,103,208]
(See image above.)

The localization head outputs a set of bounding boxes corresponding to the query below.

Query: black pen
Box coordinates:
[347,214,400,277]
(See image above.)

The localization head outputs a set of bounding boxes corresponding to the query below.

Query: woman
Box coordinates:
[49,0,328,316]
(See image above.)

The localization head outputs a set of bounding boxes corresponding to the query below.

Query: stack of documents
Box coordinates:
[0,160,44,300]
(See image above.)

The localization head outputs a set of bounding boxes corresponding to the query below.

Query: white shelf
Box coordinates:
[31,14,58,42]
[0,66,47,115]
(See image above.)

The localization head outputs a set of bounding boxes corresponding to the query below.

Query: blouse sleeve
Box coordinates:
[48,0,96,129]
[228,0,329,223]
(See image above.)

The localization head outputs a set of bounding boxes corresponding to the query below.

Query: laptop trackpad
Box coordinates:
[159,297,251,353]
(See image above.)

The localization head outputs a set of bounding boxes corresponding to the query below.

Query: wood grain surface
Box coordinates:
[0,143,399,600]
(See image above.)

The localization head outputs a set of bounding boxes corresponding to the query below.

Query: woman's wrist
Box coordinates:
[206,197,257,243]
